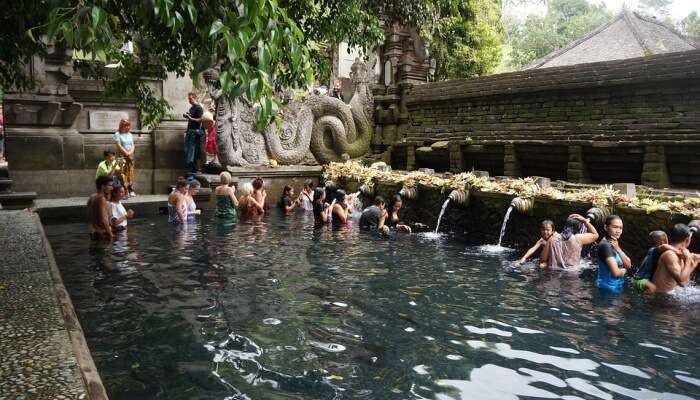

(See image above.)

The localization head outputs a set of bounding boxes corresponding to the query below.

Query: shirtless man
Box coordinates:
[652,224,699,294]
[87,175,114,240]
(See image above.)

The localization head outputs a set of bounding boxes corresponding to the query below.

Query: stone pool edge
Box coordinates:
[33,212,110,400]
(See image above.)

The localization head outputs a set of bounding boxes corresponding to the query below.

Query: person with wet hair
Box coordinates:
[109,184,135,231]
[540,214,598,269]
[238,182,265,218]
[518,220,555,264]
[298,179,315,211]
[185,178,201,222]
[360,196,390,235]
[632,230,684,293]
[214,172,238,219]
[313,187,329,225]
[596,215,632,292]
[251,177,268,212]
[387,194,411,233]
[167,178,189,224]
[87,175,115,240]
[651,223,700,294]
[279,185,301,214]
[331,189,353,225]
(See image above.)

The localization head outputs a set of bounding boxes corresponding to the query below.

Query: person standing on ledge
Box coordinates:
[114,118,136,197]
[184,92,204,173]
[652,224,700,294]
[87,176,114,240]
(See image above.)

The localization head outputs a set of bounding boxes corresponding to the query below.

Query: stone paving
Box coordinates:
[0,210,106,399]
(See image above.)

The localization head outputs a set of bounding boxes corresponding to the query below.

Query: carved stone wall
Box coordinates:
[384,50,700,188]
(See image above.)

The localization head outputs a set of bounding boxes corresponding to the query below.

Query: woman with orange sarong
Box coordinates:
[114,118,136,197]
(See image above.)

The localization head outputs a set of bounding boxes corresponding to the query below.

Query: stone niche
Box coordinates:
[4,45,189,197]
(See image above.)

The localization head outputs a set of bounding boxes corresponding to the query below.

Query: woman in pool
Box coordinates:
[251,177,268,212]
[185,178,201,222]
[595,215,632,292]
[298,179,315,211]
[279,185,301,214]
[331,189,354,225]
[214,172,238,219]
[387,194,412,233]
[540,213,598,270]
[168,178,188,224]
[238,182,265,218]
[313,187,329,225]
[109,184,134,231]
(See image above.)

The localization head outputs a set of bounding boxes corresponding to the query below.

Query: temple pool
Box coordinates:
[46,209,700,400]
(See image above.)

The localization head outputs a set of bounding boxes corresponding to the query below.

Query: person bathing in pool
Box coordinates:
[632,230,685,294]
[539,214,598,270]
[518,220,555,264]
[651,224,700,295]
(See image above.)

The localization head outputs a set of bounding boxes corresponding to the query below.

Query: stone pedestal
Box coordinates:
[567,145,590,183]
[503,143,522,177]
[641,145,671,188]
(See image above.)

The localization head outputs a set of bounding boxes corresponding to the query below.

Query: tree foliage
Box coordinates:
[423,0,503,80]
[506,0,611,69]
[2,0,505,129]
[679,11,700,38]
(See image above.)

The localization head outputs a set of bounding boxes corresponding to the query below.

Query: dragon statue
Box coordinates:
[211,60,374,167]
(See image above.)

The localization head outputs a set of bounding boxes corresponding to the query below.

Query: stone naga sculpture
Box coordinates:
[212,60,374,167]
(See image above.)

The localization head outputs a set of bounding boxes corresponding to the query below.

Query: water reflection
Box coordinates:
[45,209,700,400]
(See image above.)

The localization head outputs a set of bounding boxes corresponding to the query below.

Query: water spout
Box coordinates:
[325,180,338,190]
[585,207,609,225]
[328,198,337,224]
[497,206,514,247]
[510,197,533,215]
[434,198,451,234]
[359,184,373,196]
[399,186,418,200]
[350,191,363,215]
[448,189,469,206]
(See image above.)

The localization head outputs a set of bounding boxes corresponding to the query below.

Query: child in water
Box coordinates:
[633,230,684,293]
[518,220,555,264]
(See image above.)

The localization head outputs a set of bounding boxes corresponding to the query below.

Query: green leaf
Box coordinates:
[257,42,271,69]
[219,70,232,92]
[91,7,104,29]
[209,20,227,37]
[187,3,198,23]
[224,32,238,62]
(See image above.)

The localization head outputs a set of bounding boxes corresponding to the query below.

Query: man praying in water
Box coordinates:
[518,220,555,264]
[87,175,114,240]
[632,230,684,294]
[651,224,700,295]
[359,196,390,235]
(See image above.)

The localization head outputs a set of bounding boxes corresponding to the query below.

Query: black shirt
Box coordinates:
[187,103,204,130]
[597,239,616,262]
[279,195,292,210]
[359,206,381,230]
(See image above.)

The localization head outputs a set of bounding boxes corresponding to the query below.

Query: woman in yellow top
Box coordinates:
[114,119,136,197]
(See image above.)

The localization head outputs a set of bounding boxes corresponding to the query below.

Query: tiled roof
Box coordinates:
[526,11,698,69]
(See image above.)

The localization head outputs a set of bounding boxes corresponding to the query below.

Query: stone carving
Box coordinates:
[212,59,374,167]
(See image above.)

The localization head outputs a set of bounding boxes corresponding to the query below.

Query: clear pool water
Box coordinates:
[46,209,700,400]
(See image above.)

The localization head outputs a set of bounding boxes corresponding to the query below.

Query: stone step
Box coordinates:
[0,177,12,192]
[0,164,8,178]
[0,192,38,210]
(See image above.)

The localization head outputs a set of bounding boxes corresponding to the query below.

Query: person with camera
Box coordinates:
[184,92,204,173]
[114,118,136,197]
[95,150,121,186]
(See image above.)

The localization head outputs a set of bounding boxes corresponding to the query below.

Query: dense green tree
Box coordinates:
[1,0,504,129]
[506,0,611,69]
[423,0,504,80]
[679,11,700,37]
[639,0,672,16]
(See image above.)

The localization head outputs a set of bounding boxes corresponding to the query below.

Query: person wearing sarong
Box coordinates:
[114,118,136,197]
